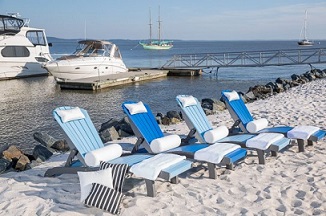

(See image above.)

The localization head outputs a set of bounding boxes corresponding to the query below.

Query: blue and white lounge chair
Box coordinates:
[176,95,291,164]
[45,106,193,197]
[221,90,326,152]
[122,101,247,178]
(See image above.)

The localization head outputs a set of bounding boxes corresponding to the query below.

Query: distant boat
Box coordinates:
[298,10,314,46]
[139,6,173,50]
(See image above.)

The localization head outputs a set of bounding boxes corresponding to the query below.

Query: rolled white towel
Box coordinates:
[246,133,284,150]
[246,118,269,133]
[203,125,229,144]
[287,126,320,140]
[150,135,181,153]
[84,144,123,167]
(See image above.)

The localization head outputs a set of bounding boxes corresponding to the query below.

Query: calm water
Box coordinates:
[1,40,326,153]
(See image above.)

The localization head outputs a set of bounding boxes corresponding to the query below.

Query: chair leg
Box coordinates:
[207,163,217,179]
[257,149,265,164]
[170,176,179,184]
[226,163,234,170]
[145,179,156,197]
[307,140,314,146]
[298,139,305,152]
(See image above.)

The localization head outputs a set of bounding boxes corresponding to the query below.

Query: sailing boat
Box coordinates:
[298,10,314,46]
[139,6,173,50]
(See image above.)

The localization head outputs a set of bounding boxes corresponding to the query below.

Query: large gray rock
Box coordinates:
[51,140,69,152]
[33,132,56,148]
[166,110,181,120]
[99,126,120,142]
[33,145,53,162]
[0,158,12,174]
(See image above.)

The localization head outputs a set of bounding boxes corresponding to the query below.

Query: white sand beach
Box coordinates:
[1,79,326,215]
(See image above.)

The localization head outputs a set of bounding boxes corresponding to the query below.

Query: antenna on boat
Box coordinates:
[84,20,87,40]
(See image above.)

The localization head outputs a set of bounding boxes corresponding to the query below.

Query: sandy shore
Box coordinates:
[1,79,326,215]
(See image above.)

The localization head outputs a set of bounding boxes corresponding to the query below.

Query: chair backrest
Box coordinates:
[53,107,104,163]
[176,95,213,143]
[221,90,253,132]
[122,102,164,153]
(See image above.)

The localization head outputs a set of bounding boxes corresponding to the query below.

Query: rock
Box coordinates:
[212,100,226,111]
[99,118,120,133]
[244,91,256,101]
[2,145,24,161]
[291,74,300,81]
[0,158,12,174]
[118,117,134,135]
[32,145,53,162]
[161,116,171,125]
[15,155,30,171]
[51,140,69,152]
[166,111,181,120]
[170,117,181,124]
[155,116,162,125]
[33,132,56,148]
[99,126,120,142]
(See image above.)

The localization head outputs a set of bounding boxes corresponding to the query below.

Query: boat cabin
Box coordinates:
[72,40,123,58]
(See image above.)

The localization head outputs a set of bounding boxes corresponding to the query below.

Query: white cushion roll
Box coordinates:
[84,144,123,167]
[124,101,147,115]
[203,125,229,144]
[150,135,181,153]
[223,90,240,102]
[56,107,85,123]
[178,95,197,107]
[246,118,269,133]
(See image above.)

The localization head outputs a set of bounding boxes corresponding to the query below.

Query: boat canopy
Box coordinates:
[58,40,123,60]
[0,15,25,35]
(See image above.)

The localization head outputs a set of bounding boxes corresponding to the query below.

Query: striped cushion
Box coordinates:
[99,162,129,192]
[84,183,124,214]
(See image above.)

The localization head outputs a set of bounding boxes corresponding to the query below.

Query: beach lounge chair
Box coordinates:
[176,95,291,164]
[122,101,247,178]
[221,90,326,152]
[44,106,193,197]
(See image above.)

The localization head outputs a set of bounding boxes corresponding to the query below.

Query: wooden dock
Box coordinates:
[56,69,202,91]
[56,70,168,90]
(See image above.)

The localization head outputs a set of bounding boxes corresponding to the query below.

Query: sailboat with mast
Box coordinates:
[298,10,314,46]
[139,6,173,50]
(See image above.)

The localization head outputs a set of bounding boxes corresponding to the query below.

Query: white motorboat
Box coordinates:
[44,40,128,81]
[0,13,52,80]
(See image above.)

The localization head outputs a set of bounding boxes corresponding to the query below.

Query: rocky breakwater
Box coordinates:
[0,132,69,174]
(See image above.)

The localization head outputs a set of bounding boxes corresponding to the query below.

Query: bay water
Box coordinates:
[1,39,326,153]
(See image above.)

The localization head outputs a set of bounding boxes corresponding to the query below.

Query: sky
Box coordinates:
[1,0,326,40]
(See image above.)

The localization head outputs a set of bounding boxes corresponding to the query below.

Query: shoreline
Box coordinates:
[0,78,326,215]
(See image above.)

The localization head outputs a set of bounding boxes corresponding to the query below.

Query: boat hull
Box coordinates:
[44,58,128,80]
[141,44,173,50]
[298,40,314,46]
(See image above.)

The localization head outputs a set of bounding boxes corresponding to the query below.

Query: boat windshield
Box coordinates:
[73,41,113,57]
[0,15,25,35]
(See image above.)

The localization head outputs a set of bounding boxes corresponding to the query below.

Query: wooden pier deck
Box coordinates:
[56,70,169,90]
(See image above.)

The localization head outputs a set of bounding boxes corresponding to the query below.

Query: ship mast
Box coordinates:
[157,5,161,42]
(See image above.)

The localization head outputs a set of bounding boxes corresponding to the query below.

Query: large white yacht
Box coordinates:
[44,40,128,81]
[0,13,52,80]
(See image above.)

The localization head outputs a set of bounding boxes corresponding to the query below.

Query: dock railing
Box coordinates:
[162,48,326,69]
